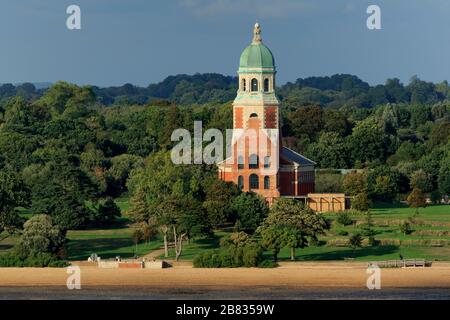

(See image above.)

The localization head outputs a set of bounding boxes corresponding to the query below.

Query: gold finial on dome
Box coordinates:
[252,22,262,44]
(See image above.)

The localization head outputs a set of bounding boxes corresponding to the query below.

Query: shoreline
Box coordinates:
[1,262,450,299]
[1,262,449,289]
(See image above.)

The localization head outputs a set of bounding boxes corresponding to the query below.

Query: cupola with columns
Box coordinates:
[233,23,280,131]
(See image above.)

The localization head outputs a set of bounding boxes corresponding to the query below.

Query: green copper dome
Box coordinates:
[239,43,275,69]
[239,23,275,70]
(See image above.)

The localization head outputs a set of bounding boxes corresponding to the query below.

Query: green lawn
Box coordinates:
[159,204,450,262]
[2,200,450,262]
[115,194,131,212]
[371,203,450,221]
[275,245,450,261]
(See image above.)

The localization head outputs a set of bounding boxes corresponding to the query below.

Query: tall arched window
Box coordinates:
[238,176,244,190]
[264,78,270,92]
[242,79,246,91]
[264,156,270,168]
[249,154,259,169]
[251,78,258,92]
[249,174,259,190]
[238,156,244,169]
[264,176,270,189]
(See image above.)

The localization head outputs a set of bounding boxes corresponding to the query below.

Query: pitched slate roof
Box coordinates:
[281,147,316,166]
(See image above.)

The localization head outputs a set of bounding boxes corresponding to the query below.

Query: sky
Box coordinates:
[1,0,450,87]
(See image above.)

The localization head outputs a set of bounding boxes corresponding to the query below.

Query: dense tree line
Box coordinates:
[1,73,450,263]
[3,73,449,107]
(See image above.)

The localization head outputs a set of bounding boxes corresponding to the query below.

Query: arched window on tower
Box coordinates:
[238,176,244,190]
[264,156,270,168]
[264,78,269,92]
[242,79,246,91]
[264,176,270,189]
[249,154,259,169]
[249,174,259,190]
[251,78,258,92]
[238,156,244,169]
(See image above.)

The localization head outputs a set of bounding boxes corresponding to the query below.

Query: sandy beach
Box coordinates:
[1,262,450,299]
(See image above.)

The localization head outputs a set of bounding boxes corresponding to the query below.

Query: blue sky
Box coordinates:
[1,0,450,87]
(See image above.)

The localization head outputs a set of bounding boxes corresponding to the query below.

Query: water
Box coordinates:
[0,286,449,300]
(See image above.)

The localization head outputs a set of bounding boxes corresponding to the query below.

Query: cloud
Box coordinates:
[179,0,317,18]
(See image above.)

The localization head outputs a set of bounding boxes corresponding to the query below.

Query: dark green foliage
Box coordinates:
[1,73,450,242]
[400,221,413,235]
[438,157,450,195]
[349,233,363,250]
[231,192,268,233]
[193,231,265,268]
[336,212,353,226]
[257,259,278,268]
[16,214,66,258]
[0,252,68,268]
[89,197,121,224]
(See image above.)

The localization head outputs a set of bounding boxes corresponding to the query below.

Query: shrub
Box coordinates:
[406,188,427,209]
[219,252,234,268]
[360,227,376,237]
[430,191,442,204]
[336,212,353,226]
[242,244,263,267]
[0,252,68,268]
[368,236,378,246]
[349,233,363,250]
[399,221,413,235]
[257,260,278,268]
[193,243,264,268]
[337,230,349,236]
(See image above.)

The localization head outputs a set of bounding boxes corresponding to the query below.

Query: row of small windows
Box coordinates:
[242,78,270,92]
[238,175,270,190]
[237,155,270,169]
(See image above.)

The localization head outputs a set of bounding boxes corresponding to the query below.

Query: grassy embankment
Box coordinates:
[1,197,449,262]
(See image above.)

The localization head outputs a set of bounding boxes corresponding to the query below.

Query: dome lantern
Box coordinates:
[239,23,275,70]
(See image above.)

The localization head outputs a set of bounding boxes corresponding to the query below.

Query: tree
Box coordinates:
[0,170,28,233]
[367,166,405,202]
[307,132,349,168]
[430,190,442,204]
[352,192,371,211]
[260,226,286,261]
[231,192,268,233]
[202,178,239,226]
[322,109,351,136]
[346,119,390,164]
[288,105,324,140]
[258,199,329,260]
[343,171,371,210]
[35,81,95,118]
[438,157,450,196]
[31,182,89,231]
[90,197,121,224]
[127,152,215,260]
[16,214,65,258]
[399,221,412,235]
[27,160,98,230]
[141,222,158,244]
[348,233,363,256]
[108,154,144,195]
[406,188,427,216]
[343,171,368,196]
[373,176,397,202]
[132,229,143,257]
[410,169,433,193]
